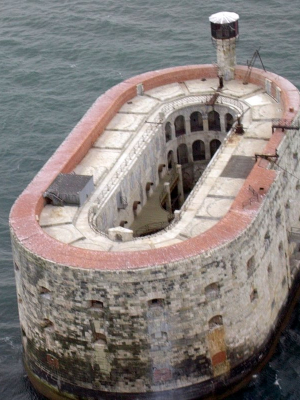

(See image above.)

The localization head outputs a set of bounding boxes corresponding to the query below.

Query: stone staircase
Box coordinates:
[130,175,173,237]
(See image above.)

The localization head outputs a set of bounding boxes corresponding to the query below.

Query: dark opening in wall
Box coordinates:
[210,139,221,158]
[21,326,27,346]
[192,140,206,161]
[145,182,153,192]
[93,332,107,345]
[205,282,220,301]
[209,315,223,329]
[250,289,258,302]
[42,319,54,332]
[175,115,186,137]
[167,150,174,170]
[90,300,104,310]
[190,111,203,132]
[115,234,123,242]
[225,113,234,132]
[148,298,164,307]
[133,201,141,213]
[268,263,272,275]
[14,262,20,271]
[247,256,255,278]
[208,111,221,131]
[279,241,284,254]
[165,122,172,142]
[177,143,189,165]
[39,286,51,299]
[276,209,281,226]
[264,231,271,250]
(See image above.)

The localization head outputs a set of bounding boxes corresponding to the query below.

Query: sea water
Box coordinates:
[1,1,300,399]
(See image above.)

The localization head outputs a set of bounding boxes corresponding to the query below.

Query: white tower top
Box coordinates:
[209,11,239,24]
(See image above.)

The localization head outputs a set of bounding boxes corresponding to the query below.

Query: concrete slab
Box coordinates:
[244,121,272,140]
[235,138,269,157]
[251,104,281,119]
[222,82,262,98]
[74,148,121,173]
[153,237,184,248]
[73,148,120,185]
[208,177,244,197]
[111,242,153,252]
[43,224,84,244]
[196,197,233,219]
[119,96,160,114]
[245,93,273,106]
[184,78,219,94]
[39,205,78,227]
[94,130,132,150]
[106,113,145,131]
[73,239,112,251]
[145,83,186,101]
[181,217,218,237]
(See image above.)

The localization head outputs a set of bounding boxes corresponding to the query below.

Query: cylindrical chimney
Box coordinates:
[209,11,239,81]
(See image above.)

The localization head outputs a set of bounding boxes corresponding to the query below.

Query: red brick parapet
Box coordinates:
[9,65,300,270]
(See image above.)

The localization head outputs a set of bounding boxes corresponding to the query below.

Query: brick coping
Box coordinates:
[9,65,300,270]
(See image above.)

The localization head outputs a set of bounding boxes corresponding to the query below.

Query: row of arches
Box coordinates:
[168,139,221,167]
[165,111,234,141]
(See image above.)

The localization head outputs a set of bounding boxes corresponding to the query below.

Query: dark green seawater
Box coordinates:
[1,1,300,399]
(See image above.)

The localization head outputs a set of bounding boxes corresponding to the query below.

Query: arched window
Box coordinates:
[93,333,107,345]
[174,115,186,137]
[225,113,234,132]
[205,283,220,301]
[39,286,51,300]
[192,140,205,161]
[42,319,54,332]
[177,144,188,165]
[210,139,221,158]
[208,111,221,131]
[247,256,255,278]
[208,315,223,329]
[165,122,172,142]
[190,112,203,132]
[90,300,104,309]
[148,298,164,308]
[167,150,174,170]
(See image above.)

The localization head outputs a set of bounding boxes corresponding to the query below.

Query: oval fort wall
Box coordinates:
[9,65,300,399]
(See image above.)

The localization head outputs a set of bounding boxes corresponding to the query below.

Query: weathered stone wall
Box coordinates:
[12,119,300,394]
[10,64,300,399]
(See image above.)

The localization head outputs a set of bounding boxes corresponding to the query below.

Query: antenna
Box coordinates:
[243,49,266,84]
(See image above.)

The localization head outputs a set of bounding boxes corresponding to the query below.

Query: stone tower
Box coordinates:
[209,11,239,81]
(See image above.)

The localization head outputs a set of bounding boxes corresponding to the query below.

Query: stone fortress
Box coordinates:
[9,11,300,400]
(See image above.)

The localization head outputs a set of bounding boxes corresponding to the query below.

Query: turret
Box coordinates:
[209,11,239,81]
